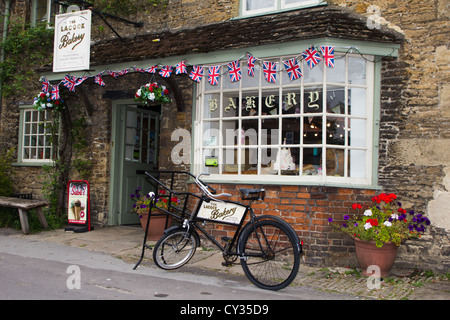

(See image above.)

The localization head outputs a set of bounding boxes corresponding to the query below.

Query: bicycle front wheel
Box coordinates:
[153,229,198,270]
[238,219,300,290]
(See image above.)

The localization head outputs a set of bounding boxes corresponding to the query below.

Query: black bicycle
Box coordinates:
[134,171,303,291]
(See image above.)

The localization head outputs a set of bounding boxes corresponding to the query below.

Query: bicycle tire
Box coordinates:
[238,219,300,290]
[153,229,198,270]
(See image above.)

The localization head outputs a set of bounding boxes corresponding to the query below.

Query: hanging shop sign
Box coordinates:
[53,9,92,73]
[66,180,92,232]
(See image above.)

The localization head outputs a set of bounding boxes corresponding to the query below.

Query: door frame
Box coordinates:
[109,100,160,225]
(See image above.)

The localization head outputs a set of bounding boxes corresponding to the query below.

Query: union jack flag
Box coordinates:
[247,54,256,77]
[95,74,105,87]
[175,61,188,75]
[41,78,50,93]
[263,61,277,83]
[159,66,173,78]
[302,46,322,69]
[320,46,335,68]
[283,58,302,81]
[189,66,204,82]
[62,75,77,92]
[227,60,242,82]
[76,76,88,86]
[208,66,220,86]
[118,69,129,76]
[147,66,157,74]
[51,85,60,100]
[108,70,120,79]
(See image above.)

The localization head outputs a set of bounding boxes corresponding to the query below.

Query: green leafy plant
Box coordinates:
[0,148,15,196]
[135,82,171,105]
[328,193,431,247]
[130,188,179,218]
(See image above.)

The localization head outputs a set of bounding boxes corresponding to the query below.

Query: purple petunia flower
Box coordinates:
[344,215,349,220]
[327,217,333,223]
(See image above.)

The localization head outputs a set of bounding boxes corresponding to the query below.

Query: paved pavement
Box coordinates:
[2,225,449,300]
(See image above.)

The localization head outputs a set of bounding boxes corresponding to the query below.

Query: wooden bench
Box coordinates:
[0,196,50,234]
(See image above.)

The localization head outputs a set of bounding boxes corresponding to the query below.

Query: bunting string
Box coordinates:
[39,45,385,97]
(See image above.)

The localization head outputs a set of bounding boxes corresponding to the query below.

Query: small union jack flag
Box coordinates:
[118,69,129,76]
[41,78,50,93]
[51,85,60,100]
[62,75,77,92]
[76,76,88,86]
[189,66,204,82]
[95,74,105,86]
[108,70,120,79]
[263,61,277,83]
[247,54,256,77]
[175,61,188,75]
[302,46,322,69]
[283,58,302,81]
[208,66,220,86]
[159,66,173,78]
[320,46,335,68]
[147,66,157,74]
[227,60,242,82]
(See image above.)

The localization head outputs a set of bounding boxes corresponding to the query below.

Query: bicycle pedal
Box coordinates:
[221,261,233,267]
[221,236,232,242]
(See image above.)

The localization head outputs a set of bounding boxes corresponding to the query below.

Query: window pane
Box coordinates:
[242,148,258,174]
[326,148,345,177]
[261,90,279,115]
[280,147,299,175]
[241,92,258,116]
[303,60,323,83]
[302,148,321,175]
[303,116,322,144]
[327,55,345,83]
[282,117,300,145]
[304,87,323,113]
[348,57,366,85]
[282,89,301,115]
[326,87,345,114]
[203,148,219,174]
[262,118,279,146]
[223,148,238,174]
[349,149,366,178]
[242,119,258,146]
[205,93,220,118]
[246,0,275,11]
[203,121,220,147]
[261,147,278,175]
[349,119,366,148]
[223,120,239,146]
[348,88,366,117]
[326,116,346,146]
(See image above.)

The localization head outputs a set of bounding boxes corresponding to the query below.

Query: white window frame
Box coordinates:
[18,106,55,164]
[193,53,374,186]
[241,0,323,17]
[31,0,60,27]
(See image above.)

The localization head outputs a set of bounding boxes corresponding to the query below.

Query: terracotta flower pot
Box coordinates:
[353,238,399,278]
[139,212,172,241]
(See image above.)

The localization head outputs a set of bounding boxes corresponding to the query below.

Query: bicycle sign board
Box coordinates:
[197,201,247,225]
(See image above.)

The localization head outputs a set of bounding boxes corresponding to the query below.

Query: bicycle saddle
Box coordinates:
[239,188,265,200]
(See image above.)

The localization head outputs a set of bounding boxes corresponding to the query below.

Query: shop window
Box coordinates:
[241,0,323,16]
[18,107,55,164]
[194,53,374,185]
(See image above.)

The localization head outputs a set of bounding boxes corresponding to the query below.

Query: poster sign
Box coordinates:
[53,10,92,73]
[67,180,92,231]
[197,201,247,225]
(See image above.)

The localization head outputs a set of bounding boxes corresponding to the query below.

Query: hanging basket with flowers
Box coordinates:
[135,82,171,106]
[33,92,64,112]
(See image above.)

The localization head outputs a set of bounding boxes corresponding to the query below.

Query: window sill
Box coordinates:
[13,161,54,167]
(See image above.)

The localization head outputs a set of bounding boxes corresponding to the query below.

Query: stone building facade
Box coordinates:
[0,0,448,272]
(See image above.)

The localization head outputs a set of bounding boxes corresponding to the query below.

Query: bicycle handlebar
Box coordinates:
[195,173,232,199]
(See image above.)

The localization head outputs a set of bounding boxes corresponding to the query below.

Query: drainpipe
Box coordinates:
[0,0,12,117]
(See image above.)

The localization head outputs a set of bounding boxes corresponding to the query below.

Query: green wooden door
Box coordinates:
[114,105,160,225]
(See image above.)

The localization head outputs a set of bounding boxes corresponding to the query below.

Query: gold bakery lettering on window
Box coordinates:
[208,91,321,114]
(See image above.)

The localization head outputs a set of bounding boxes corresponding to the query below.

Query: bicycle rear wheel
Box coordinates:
[153,229,198,270]
[238,219,300,290]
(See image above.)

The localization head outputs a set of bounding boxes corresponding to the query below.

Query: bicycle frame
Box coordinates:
[133,171,263,269]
